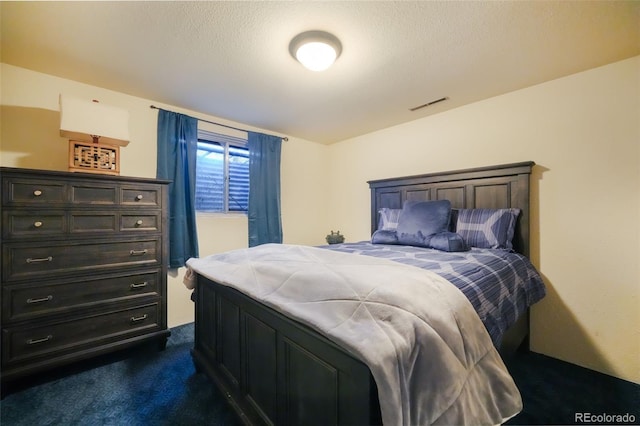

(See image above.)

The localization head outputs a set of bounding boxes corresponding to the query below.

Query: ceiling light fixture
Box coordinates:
[289,30,342,72]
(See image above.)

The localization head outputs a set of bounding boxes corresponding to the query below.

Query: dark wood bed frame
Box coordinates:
[191,161,535,426]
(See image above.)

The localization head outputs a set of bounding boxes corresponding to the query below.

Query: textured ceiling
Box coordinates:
[2,1,638,144]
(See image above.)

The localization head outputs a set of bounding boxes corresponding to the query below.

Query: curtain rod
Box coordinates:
[150,105,288,141]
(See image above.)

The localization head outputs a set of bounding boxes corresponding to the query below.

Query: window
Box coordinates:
[195,131,249,213]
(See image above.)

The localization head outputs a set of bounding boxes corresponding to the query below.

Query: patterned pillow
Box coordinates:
[377,208,401,231]
[455,208,520,250]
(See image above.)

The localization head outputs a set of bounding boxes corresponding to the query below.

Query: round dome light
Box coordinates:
[289,31,342,72]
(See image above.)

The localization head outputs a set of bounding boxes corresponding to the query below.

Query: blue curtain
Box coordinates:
[156,110,199,267]
[248,132,283,247]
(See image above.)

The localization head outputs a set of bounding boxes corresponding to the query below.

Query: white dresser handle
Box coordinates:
[27,295,53,304]
[33,190,43,197]
[27,335,52,345]
[130,282,148,289]
[130,314,148,323]
[34,221,43,228]
[135,219,144,226]
[135,194,143,201]
[26,256,53,264]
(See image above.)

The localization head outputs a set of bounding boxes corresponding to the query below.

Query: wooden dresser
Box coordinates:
[0,167,171,389]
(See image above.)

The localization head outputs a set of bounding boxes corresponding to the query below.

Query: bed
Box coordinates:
[186,161,545,426]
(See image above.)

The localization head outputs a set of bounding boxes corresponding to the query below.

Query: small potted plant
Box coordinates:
[325,230,345,244]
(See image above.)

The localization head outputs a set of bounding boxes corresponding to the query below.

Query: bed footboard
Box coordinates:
[192,274,382,426]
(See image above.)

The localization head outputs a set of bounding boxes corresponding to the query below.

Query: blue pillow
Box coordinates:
[377,208,401,231]
[396,200,452,248]
[371,229,399,244]
[427,231,469,252]
[371,229,467,252]
[455,208,520,250]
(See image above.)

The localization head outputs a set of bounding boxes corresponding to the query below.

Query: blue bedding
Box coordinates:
[322,242,546,346]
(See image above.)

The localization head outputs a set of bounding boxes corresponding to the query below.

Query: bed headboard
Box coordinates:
[368,162,535,257]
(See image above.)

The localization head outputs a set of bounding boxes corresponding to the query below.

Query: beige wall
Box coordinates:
[326,56,640,384]
[0,63,330,329]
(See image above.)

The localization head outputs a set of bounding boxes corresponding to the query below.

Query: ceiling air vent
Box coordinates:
[409,97,449,112]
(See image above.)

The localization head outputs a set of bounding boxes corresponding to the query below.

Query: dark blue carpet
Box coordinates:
[1,323,638,425]
[505,350,639,425]
[1,323,239,426]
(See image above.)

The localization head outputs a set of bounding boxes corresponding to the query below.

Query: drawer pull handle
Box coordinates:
[27,335,52,345]
[135,220,144,226]
[27,295,53,304]
[135,194,143,201]
[26,256,53,264]
[33,190,43,197]
[129,249,148,256]
[130,314,148,323]
[34,221,43,228]
[130,282,148,289]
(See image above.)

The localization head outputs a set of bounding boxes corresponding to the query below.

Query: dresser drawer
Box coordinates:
[2,270,162,322]
[3,239,162,282]
[2,303,161,366]
[70,212,118,233]
[2,176,162,208]
[2,211,66,238]
[70,182,117,205]
[3,178,66,206]
[121,185,162,208]
[2,211,161,239]
[120,213,161,232]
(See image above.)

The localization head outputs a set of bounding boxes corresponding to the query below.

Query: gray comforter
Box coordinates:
[185,244,522,425]
[323,241,547,346]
